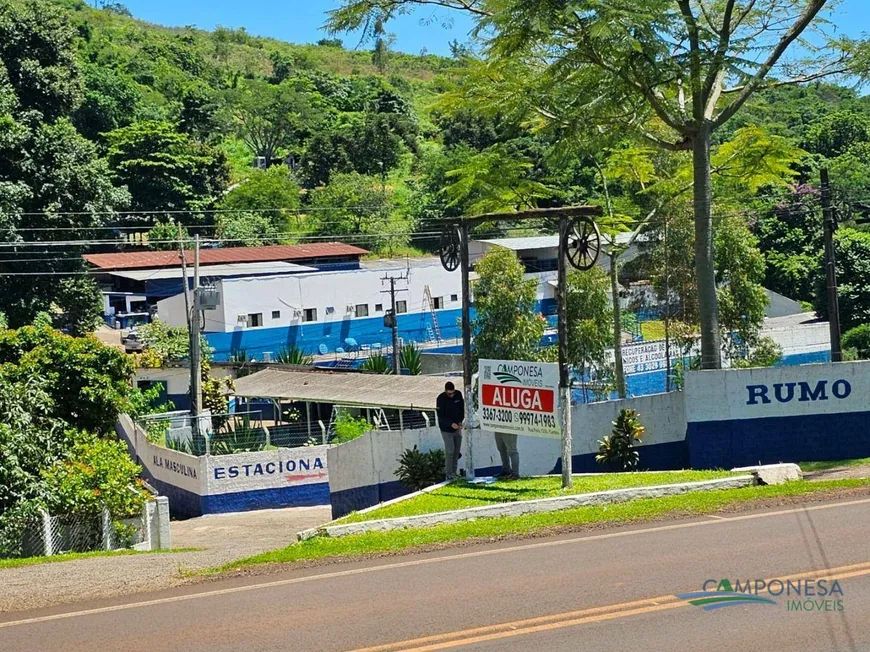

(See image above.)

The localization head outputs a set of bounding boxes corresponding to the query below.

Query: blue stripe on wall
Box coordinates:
[687,410,870,470]
[138,468,203,518]
[202,482,330,514]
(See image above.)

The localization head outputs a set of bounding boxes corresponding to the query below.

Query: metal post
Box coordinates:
[398,409,404,434]
[178,227,195,417]
[390,278,400,373]
[821,168,842,362]
[557,217,573,489]
[190,234,202,416]
[305,402,312,441]
[460,222,475,480]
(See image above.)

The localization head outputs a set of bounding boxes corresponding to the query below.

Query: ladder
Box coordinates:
[423,285,442,342]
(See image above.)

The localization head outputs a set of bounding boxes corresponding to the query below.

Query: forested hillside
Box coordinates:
[3,0,870,350]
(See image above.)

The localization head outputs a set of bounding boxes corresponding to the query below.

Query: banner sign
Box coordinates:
[478,359,561,438]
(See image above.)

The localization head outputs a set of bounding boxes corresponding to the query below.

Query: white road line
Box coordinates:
[1,496,868,630]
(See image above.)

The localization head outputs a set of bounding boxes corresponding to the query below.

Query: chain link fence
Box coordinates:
[17,507,148,558]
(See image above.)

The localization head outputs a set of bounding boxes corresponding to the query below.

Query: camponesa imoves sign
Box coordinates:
[478,359,561,439]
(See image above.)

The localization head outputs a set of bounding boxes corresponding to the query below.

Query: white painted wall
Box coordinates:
[329,391,688,495]
[135,367,190,396]
[206,445,330,494]
[190,264,466,334]
[763,321,830,355]
[685,361,870,423]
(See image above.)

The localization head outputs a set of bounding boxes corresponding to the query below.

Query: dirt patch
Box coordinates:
[804,463,870,482]
[209,485,870,582]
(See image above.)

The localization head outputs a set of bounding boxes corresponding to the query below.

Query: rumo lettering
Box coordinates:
[746,380,851,405]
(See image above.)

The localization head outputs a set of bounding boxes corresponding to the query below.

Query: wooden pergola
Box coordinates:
[437,205,604,487]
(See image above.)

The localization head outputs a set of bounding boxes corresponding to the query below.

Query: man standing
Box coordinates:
[494,432,519,480]
[436,381,464,480]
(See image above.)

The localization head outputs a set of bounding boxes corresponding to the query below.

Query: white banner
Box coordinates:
[478,359,561,439]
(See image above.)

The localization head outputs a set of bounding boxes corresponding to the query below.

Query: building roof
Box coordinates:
[478,232,638,252]
[231,368,450,411]
[107,261,317,282]
[84,243,369,271]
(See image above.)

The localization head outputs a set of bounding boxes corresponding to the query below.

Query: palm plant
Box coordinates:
[399,342,422,375]
[275,345,314,365]
[360,353,392,374]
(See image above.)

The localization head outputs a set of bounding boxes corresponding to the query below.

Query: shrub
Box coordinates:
[400,342,422,375]
[843,324,870,360]
[361,353,392,374]
[275,346,314,365]
[396,446,446,491]
[332,413,371,444]
[596,409,645,471]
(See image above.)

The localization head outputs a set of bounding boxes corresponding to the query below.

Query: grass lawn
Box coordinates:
[340,471,738,523]
[800,457,870,472]
[0,548,199,570]
[641,320,667,340]
[212,478,870,574]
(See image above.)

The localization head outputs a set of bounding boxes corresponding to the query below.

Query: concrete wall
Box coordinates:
[685,361,870,469]
[117,414,331,517]
[328,392,688,518]
[420,352,463,375]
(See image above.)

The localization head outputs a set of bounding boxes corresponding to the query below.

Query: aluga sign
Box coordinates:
[478,359,561,439]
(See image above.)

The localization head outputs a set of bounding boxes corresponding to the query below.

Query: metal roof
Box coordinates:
[231,368,451,411]
[108,261,317,281]
[85,243,369,271]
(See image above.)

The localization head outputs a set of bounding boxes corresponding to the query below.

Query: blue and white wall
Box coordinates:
[685,361,870,469]
[328,392,688,518]
[117,415,330,517]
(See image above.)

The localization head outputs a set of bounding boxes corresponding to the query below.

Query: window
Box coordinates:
[375,303,383,312]
[451,294,458,302]
[247,313,263,328]
[395,300,408,314]
[433,296,444,309]
[325,306,335,315]
[271,310,281,320]
[303,308,317,322]
[355,304,369,318]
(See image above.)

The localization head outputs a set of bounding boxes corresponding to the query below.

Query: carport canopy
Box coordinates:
[230,368,452,411]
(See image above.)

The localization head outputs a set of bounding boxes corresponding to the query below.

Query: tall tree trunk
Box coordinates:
[692,125,722,369]
[610,252,626,398]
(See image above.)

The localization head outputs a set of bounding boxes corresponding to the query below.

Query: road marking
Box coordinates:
[706,514,727,520]
[1,496,869,630]
[354,561,870,652]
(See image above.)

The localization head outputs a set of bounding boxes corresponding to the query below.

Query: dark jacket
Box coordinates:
[436,390,464,432]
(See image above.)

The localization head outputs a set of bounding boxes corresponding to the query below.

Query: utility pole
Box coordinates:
[190,235,202,416]
[177,226,196,417]
[459,222,474,481]
[557,217,572,489]
[821,168,842,362]
[381,268,409,374]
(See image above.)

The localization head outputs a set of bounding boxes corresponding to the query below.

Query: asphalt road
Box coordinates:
[2,496,870,652]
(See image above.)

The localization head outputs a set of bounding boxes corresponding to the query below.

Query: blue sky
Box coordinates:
[119,0,864,57]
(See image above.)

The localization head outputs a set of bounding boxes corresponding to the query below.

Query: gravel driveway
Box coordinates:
[0,506,331,613]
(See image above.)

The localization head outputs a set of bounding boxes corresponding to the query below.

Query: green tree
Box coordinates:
[330,0,864,370]
[147,220,189,251]
[308,172,406,252]
[842,324,870,360]
[0,0,129,326]
[54,277,104,336]
[106,120,230,217]
[228,80,316,163]
[73,64,141,141]
[715,217,769,362]
[565,266,613,388]
[471,247,544,363]
[215,212,279,247]
[813,228,870,331]
[220,167,302,232]
[802,110,870,159]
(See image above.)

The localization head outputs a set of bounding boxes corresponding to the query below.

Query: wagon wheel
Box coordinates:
[439,225,462,272]
[564,216,602,271]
